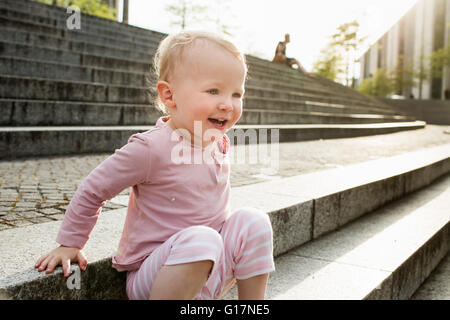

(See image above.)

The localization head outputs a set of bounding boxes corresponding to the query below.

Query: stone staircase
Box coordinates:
[0,0,424,159]
[0,0,448,301]
[1,142,449,299]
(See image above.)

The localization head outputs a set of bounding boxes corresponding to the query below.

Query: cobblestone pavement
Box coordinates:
[1,125,449,231]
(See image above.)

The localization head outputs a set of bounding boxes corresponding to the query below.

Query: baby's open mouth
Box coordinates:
[208,118,227,127]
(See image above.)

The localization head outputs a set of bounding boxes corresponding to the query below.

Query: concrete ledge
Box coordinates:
[224,171,450,299]
[0,121,426,159]
[0,143,449,299]
[379,98,450,125]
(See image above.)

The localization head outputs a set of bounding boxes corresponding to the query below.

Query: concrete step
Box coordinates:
[245,86,403,116]
[246,78,398,115]
[0,75,149,104]
[411,251,450,299]
[0,43,400,119]
[0,27,155,62]
[0,142,448,299]
[247,71,394,110]
[224,168,450,299]
[0,74,410,124]
[246,54,307,75]
[245,57,392,108]
[0,39,378,115]
[0,50,399,120]
[241,99,411,124]
[0,99,162,126]
[0,14,158,54]
[0,40,152,73]
[248,68,376,103]
[0,98,411,128]
[0,56,148,87]
[0,121,426,159]
[380,98,450,126]
[0,0,166,42]
[0,5,163,47]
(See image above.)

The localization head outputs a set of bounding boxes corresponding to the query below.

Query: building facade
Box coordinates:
[359,0,450,99]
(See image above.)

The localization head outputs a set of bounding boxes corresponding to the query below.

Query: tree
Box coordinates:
[37,0,116,20]
[312,45,344,81]
[330,20,366,87]
[312,20,366,86]
[429,44,450,79]
[165,0,235,37]
[358,68,394,97]
[412,53,430,99]
[389,55,416,95]
[165,0,208,30]
[209,0,235,36]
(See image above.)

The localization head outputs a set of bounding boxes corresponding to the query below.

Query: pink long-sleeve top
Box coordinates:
[56,116,231,272]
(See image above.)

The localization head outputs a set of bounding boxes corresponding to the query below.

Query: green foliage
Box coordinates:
[37,0,116,20]
[312,46,343,81]
[313,20,366,86]
[165,0,234,37]
[358,68,394,97]
[165,0,207,30]
[389,55,416,94]
[429,44,450,78]
[330,20,363,52]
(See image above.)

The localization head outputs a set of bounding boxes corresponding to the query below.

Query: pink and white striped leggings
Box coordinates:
[125,207,275,300]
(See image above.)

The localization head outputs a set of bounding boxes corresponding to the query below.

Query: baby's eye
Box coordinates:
[208,89,218,95]
[233,92,242,98]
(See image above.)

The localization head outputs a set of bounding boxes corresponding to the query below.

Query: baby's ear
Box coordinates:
[157,81,176,109]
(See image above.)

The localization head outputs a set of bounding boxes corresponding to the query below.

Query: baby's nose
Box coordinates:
[219,99,233,111]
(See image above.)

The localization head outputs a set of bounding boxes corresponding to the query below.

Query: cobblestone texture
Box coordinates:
[1,125,449,231]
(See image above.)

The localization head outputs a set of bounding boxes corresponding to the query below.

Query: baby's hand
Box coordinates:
[34,245,87,278]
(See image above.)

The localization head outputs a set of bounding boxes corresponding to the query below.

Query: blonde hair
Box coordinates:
[151,30,248,114]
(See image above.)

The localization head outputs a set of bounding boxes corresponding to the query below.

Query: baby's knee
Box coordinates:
[234,207,273,239]
[182,225,223,245]
[171,225,224,260]
[235,207,271,225]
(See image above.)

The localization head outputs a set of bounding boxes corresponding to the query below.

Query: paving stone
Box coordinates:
[16,211,44,219]
[1,213,23,221]
[27,216,56,224]
[47,213,65,221]
[10,207,38,212]
[0,223,12,231]
[38,208,62,215]
[44,194,66,200]
[7,219,34,228]
[14,201,38,208]
[42,200,68,206]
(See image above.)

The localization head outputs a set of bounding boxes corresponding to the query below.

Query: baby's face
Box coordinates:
[167,40,246,146]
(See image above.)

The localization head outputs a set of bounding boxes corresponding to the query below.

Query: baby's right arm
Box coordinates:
[33,133,152,276]
[35,245,87,278]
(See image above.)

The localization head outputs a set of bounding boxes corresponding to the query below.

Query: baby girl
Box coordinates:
[35,31,275,300]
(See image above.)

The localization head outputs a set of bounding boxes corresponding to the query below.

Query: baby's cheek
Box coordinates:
[196,100,215,116]
[233,103,243,122]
